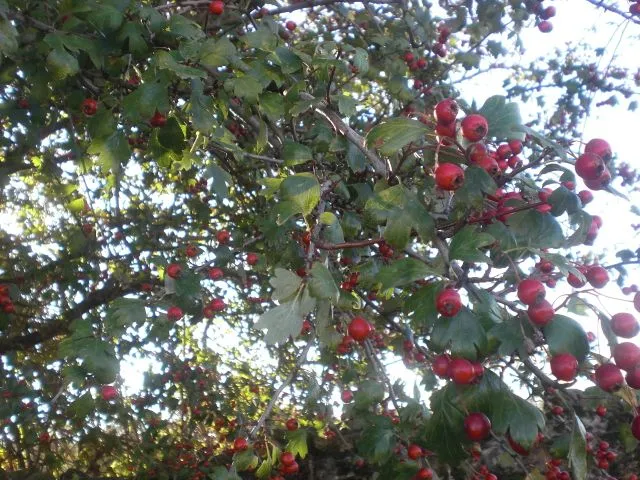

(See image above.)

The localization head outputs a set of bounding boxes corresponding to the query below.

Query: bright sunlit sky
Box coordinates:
[2,0,638,404]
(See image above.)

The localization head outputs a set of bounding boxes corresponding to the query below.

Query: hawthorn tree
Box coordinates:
[1,0,640,479]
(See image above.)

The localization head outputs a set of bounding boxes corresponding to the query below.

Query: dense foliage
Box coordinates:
[1,0,639,479]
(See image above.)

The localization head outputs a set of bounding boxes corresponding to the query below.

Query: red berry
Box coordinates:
[448,358,476,385]
[476,155,500,176]
[610,313,639,338]
[464,412,492,441]
[467,142,489,163]
[348,316,372,342]
[167,306,183,321]
[246,253,259,265]
[506,433,531,455]
[285,418,298,431]
[434,98,459,124]
[415,467,433,480]
[150,111,167,127]
[185,244,198,257]
[584,167,611,190]
[496,143,513,160]
[82,98,98,116]
[626,365,640,389]
[584,138,612,163]
[550,353,579,381]
[210,298,226,312]
[436,288,462,317]
[567,271,586,288]
[596,405,607,417]
[508,139,523,154]
[435,121,457,138]
[280,451,296,466]
[208,0,224,14]
[594,363,624,392]
[585,265,609,289]
[341,389,353,403]
[285,20,296,31]
[538,20,553,32]
[528,299,555,327]
[407,444,423,460]
[208,267,224,280]
[551,405,564,415]
[575,152,605,180]
[517,279,546,306]
[434,163,465,191]
[432,354,451,378]
[233,437,248,451]
[541,5,556,19]
[613,342,640,371]
[216,229,231,244]
[404,52,415,63]
[578,190,593,205]
[101,385,118,401]
[461,114,489,142]
[166,263,182,279]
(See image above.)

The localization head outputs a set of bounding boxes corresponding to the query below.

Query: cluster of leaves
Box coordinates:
[0,0,639,479]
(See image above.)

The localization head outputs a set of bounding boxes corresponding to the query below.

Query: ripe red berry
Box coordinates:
[596,405,607,417]
[246,253,259,265]
[348,316,372,342]
[631,416,640,441]
[101,385,118,401]
[434,163,465,191]
[613,342,640,371]
[578,190,593,205]
[434,98,459,124]
[567,271,586,288]
[508,139,523,154]
[285,418,298,431]
[448,358,476,385]
[403,52,415,63]
[585,265,609,288]
[610,313,639,338]
[496,143,513,160]
[166,263,182,279]
[432,354,451,378]
[584,138,612,163]
[626,365,640,389]
[550,353,579,381]
[461,114,489,142]
[575,152,605,180]
[506,433,531,455]
[208,0,224,14]
[551,405,564,415]
[407,444,423,460]
[233,437,248,452]
[167,306,183,321]
[150,111,167,127]
[208,267,224,280]
[216,229,231,244]
[435,121,457,139]
[280,451,296,466]
[82,98,98,116]
[464,412,492,441]
[467,142,489,164]
[528,299,554,327]
[594,363,624,392]
[210,298,226,312]
[584,167,611,190]
[415,467,433,480]
[285,20,296,31]
[341,389,353,403]
[538,20,553,32]
[436,288,462,317]
[185,244,198,257]
[517,279,546,306]
[476,154,500,176]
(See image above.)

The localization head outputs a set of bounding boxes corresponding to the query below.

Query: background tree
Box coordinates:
[0,0,639,479]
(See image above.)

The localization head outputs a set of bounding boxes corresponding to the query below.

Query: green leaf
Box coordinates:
[358,416,395,464]
[189,78,217,132]
[58,337,119,384]
[254,288,316,344]
[122,80,170,121]
[243,26,278,51]
[423,384,467,464]
[283,140,313,166]
[308,263,339,302]
[376,258,440,290]
[0,17,18,55]
[88,131,131,173]
[204,163,232,199]
[88,3,123,31]
[157,117,186,152]
[225,75,264,102]
[449,225,494,264]
[270,46,303,74]
[516,125,568,161]
[353,47,369,73]
[200,37,237,68]
[259,92,285,120]
[430,307,488,360]
[46,48,80,79]
[338,95,358,117]
[547,186,580,216]
[568,415,587,480]
[488,318,526,356]
[543,314,589,362]
[506,210,564,249]
[455,166,497,207]
[68,393,94,419]
[285,429,308,459]
[366,118,428,156]
[117,22,147,56]
[234,449,259,471]
[105,298,146,337]
[270,268,302,302]
[319,211,345,244]
[491,391,545,450]
[154,50,205,79]
[167,14,205,40]
[404,283,442,329]
[280,173,321,217]
[346,141,366,173]
[477,95,523,141]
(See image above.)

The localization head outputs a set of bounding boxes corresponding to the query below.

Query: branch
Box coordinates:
[583,0,640,25]
[0,281,140,354]
[299,92,388,176]
[315,237,383,250]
